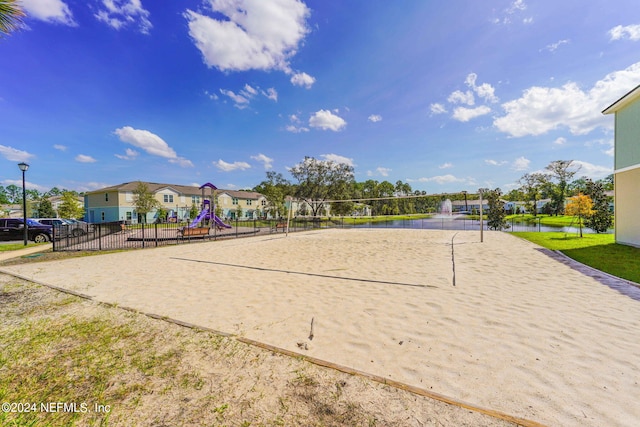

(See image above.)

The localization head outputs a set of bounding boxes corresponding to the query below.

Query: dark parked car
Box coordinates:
[64,218,93,234]
[0,218,52,243]
[37,218,87,237]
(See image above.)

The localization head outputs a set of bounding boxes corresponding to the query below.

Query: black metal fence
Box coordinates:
[53,219,264,251]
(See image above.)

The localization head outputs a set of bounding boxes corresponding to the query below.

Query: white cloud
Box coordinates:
[75,154,97,163]
[114,126,193,167]
[410,174,465,185]
[53,144,67,151]
[286,114,309,132]
[262,87,278,101]
[74,181,113,192]
[554,137,566,145]
[512,156,530,171]
[285,124,309,133]
[494,0,529,25]
[21,0,76,26]
[542,39,570,53]
[609,24,640,41]
[376,167,391,176]
[0,145,34,162]
[485,159,508,166]
[448,90,475,106]
[251,153,273,169]
[573,160,612,179]
[115,148,139,160]
[215,159,251,171]
[452,105,491,122]
[507,0,527,13]
[320,154,354,167]
[430,103,447,114]
[368,114,382,123]
[439,162,453,169]
[94,0,152,34]
[1,179,49,192]
[309,110,347,131]
[220,88,251,108]
[169,157,195,168]
[604,145,614,157]
[290,72,316,88]
[205,90,219,100]
[466,73,498,103]
[494,61,640,137]
[241,84,256,95]
[220,84,277,107]
[185,0,310,76]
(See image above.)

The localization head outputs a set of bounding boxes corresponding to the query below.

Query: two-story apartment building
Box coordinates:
[85,182,266,223]
[217,190,267,219]
[603,84,640,247]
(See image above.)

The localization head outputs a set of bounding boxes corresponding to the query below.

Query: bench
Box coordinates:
[272,222,287,232]
[178,227,210,238]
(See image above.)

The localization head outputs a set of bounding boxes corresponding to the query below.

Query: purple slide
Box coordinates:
[213,214,232,229]
[188,208,209,228]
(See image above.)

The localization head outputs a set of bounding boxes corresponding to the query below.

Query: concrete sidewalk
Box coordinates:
[0,243,52,262]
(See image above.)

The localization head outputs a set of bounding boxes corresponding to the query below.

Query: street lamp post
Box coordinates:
[18,162,29,246]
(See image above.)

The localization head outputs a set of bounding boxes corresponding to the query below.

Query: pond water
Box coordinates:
[347,217,614,234]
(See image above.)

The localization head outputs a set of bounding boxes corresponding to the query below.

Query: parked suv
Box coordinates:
[37,218,87,237]
[0,218,52,243]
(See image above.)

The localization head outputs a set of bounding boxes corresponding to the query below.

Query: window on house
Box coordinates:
[232,198,238,205]
[126,212,132,220]
[105,193,109,202]
[261,200,266,206]
[246,200,252,206]
[192,196,200,204]
[101,212,105,221]
[164,194,174,203]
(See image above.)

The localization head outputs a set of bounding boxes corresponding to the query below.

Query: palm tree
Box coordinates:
[0,0,25,37]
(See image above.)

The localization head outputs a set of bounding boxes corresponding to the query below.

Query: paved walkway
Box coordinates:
[0,243,52,262]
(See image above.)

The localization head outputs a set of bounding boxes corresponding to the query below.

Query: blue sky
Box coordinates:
[1,0,639,194]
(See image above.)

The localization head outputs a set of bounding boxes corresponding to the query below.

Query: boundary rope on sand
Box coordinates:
[0,269,547,427]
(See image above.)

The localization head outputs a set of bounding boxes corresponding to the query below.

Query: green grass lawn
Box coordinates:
[0,243,47,252]
[512,232,640,284]
[506,214,598,227]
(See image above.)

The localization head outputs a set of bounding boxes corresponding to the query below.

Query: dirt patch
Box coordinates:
[0,249,124,266]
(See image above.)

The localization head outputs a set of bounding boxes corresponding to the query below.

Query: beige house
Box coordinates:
[84,182,266,223]
[603,84,640,247]
[217,190,267,219]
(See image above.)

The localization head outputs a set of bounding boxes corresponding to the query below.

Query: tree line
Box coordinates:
[0,186,84,219]
[253,157,613,235]
[254,156,475,218]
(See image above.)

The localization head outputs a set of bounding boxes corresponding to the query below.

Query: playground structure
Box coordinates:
[179,183,232,237]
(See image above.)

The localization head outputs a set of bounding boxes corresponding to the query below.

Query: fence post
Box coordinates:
[98,224,102,251]
[155,223,158,247]
[142,223,145,248]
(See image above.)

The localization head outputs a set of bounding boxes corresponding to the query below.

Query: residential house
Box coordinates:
[84,182,266,224]
[48,195,84,217]
[603,85,640,247]
[217,190,267,219]
[451,199,489,213]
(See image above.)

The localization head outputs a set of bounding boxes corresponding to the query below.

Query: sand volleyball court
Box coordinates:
[2,229,639,426]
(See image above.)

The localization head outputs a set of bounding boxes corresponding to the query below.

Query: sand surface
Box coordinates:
[3,229,639,426]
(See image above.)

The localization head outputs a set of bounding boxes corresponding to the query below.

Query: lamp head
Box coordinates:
[18,162,29,172]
